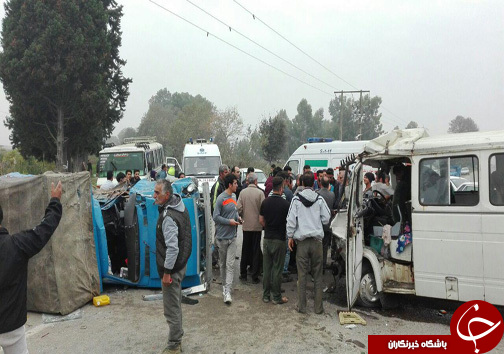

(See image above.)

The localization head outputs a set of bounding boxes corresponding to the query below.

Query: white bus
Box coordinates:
[284,138,368,175]
[97,137,164,187]
[332,128,504,308]
[182,138,222,191]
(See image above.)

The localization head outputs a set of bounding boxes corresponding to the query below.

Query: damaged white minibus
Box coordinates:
[332,128,504,308]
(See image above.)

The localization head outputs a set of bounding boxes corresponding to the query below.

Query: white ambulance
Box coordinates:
[284,138,368,175]
[181,138,222,192]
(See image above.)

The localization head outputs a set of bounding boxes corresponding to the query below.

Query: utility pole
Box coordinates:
[335,90,370,141]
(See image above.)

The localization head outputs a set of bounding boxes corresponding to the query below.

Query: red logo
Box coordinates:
[450,300,503,353]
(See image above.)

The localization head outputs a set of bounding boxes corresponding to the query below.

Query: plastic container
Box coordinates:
[369,235,383,254]
[93,295,110,307]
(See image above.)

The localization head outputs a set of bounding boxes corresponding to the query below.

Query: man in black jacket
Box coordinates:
[0,181,63,354]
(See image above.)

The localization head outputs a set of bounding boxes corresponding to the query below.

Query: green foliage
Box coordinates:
[136,90,387,172]
[328,94,384,141]
[138,89,216,160]
[448,116,479,133]
[0,0,131,170]
[0,149,55,175]
[259,112,288,163]
[212,107,244,163]
[289,99,314,151]
[137,89,244,164]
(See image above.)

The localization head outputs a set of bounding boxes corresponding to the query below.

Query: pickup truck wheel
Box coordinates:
[357,265,380,308]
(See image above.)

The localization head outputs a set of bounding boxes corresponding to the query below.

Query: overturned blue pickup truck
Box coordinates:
[92,178,212,294]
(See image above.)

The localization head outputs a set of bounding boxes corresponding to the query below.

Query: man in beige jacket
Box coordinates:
[237,172,265,283]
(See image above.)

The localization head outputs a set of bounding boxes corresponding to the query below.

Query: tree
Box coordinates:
[448,116,479,133]
[328,94,384,141]
[117,127,137,144]
[290,99,314,147]
[212,107,244,163]
[406,121,418,129]
[0,0,131,171]
[259,113,287,164]
[137,90,216,160]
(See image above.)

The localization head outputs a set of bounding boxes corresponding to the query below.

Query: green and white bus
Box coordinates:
[97,137,164,187]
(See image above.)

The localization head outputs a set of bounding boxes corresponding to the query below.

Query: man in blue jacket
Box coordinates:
[0,181,63,354]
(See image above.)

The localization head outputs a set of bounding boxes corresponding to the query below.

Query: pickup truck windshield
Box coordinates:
[185,156,220,176]
[98,152,145,178]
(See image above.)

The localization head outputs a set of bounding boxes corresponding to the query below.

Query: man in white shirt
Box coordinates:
[101,171,118,190]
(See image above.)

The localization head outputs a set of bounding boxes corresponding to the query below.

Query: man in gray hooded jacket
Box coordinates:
[287,172,330,314]
[154,180,192,354]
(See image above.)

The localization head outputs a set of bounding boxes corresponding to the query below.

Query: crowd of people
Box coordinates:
[209,163,349,313]
[100,164,187,191]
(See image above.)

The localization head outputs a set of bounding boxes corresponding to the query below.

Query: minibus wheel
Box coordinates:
[357,264,380,307]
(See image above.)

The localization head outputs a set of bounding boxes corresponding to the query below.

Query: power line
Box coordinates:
[148,0,333,96]
[232,0,410,127]
[185,0,335,91]
[233,0,357,90]
[148,1,406,128]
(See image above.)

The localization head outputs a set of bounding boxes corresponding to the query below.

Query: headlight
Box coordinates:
[187,183,196,193]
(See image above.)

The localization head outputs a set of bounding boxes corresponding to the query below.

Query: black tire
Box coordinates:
[357,264,381,308]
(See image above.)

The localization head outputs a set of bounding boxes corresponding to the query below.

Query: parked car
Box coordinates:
[460,167,470,175]
[450,176,468,190]
[240,168,267,191]
[457,181,478,192]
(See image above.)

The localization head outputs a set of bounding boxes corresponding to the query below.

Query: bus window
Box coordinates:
[154,149,160,167]
[98,152,145,178]
[490,154,504,205]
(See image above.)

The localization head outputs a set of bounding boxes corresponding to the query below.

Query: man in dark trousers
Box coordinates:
[154,180,192,354]
[260,177,290,304]
[316,176,335,270]
[0,181,63,354]
[237,172,264,283]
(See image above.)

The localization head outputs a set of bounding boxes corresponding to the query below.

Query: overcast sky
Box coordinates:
[0,0,503,147]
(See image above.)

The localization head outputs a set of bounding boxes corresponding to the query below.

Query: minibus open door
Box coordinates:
[345,160,364,310]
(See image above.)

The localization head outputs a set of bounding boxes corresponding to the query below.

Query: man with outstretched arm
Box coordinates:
[0,181,63,354]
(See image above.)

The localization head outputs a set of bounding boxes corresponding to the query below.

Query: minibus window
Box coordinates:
[420,158,450,205]
[420,156,479,206]
[489,154,504,205]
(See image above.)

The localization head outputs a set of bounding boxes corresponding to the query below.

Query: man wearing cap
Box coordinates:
[0,181,63,354]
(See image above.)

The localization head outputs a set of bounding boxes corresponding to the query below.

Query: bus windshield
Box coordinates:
[98,152,145,178]
[184,156,220,176]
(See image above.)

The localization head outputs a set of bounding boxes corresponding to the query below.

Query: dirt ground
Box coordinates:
[6,229,504,354]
